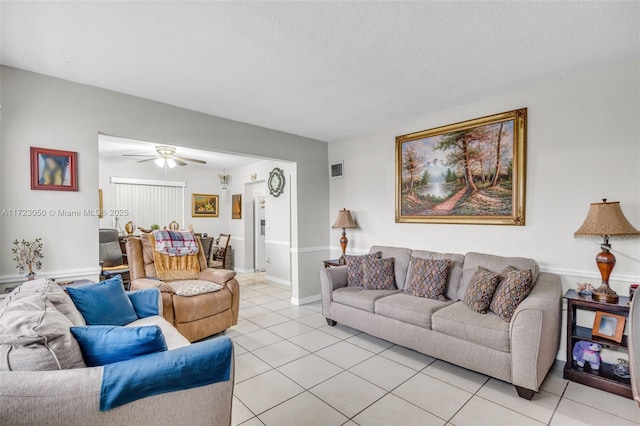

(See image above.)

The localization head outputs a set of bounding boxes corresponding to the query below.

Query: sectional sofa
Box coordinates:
[320,246,562,399]
[0,279,234,425]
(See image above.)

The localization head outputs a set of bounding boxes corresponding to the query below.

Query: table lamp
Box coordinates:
[574,199,640,303]
[332,208,358,265]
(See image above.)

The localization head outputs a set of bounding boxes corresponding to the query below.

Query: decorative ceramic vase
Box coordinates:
[168,221,179,231]
[124,221,136,235]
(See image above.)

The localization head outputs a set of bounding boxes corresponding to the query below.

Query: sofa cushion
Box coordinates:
[410,250,465,301]
[345,252,382,287]
[71,325,168,366]
[375,293,454,329]
[332,287,400,312]
[0,284,86,371]
[127,315,190,350]
[490,266,534,322]
[458,252,539,300]
[463,267,501,314]
[363,257,397,290]
[432,302,510,352]
[11,279,85,326]
[370,246,413,289]
[67,275,138,326]
[170,279,223,297]
[403,257,451,301]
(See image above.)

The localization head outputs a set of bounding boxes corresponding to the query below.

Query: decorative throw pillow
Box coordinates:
[67,275,138,326]
[345,251,382,287]
[490,266,534,322]
[403,257,451,301]
[170,280,223,297]
[463,267,501,314]
[71,325,167,367]
[362,257,397,290]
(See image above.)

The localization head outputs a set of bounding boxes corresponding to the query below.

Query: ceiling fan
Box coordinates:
[123,145,206,168]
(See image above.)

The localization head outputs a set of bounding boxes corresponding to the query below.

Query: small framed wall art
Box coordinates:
[232,194,242,219]
[192,194,219,218]
[30,147,78,191]
[592,311,625,343]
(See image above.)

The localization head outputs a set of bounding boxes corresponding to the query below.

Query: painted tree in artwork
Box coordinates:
[434,131,480,193]
[403,145,421,195]
[491,122,505,187]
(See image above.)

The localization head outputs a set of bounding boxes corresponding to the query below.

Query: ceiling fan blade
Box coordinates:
[136,158,157,163]
[175,156,206,165]
[174,159,188,166]
[123,154,156,158]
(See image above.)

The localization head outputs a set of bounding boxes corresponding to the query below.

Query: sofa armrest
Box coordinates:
[320,266,348,318]
[510,272,562,391]
[0,345,235,425]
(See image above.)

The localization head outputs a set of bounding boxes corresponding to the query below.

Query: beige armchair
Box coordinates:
[126,234,240,342]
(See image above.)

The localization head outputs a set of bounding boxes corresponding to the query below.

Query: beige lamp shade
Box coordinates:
[574,201,640,238]
[332,209,358,229]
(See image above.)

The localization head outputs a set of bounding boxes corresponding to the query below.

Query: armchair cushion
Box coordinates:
[67,275,138,326]
[71,325,167,367]
[170,280,223,297]
[100,336,233,411]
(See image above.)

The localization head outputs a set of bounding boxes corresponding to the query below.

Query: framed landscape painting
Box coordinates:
[30,147,78,191]
[192,194,219,218]
[396,108,527,225]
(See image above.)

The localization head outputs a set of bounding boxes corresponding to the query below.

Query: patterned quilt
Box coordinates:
[152,230,199,256]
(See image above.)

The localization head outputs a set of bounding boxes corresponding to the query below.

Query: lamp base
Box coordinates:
[338,256,346,265]
[592,283,619,304]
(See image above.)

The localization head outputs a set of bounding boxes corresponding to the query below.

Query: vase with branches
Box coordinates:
[12,238,44,280]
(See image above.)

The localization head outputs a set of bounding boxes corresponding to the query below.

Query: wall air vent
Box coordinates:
[330,162,344,178]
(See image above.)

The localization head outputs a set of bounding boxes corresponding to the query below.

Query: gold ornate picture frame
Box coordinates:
[192,194,219,218]
[396,108,527,225]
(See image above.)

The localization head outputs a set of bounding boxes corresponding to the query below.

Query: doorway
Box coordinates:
[244,181,266,272]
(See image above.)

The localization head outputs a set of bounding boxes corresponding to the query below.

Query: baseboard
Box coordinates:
[291,293,321,306]
[265,274,291,286]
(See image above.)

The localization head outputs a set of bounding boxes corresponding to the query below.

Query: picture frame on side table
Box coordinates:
[395,108,526,225]
[192,194,219,218]
[592,311,625,343]
[30,147,78,191]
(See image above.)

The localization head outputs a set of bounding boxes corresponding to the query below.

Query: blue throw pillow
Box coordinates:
[71,325,168,367]
[67,275,138,326]
[127,288,160,318]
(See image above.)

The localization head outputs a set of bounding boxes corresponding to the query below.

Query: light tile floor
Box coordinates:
[226,273,640,426]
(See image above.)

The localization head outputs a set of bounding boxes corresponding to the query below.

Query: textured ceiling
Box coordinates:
[2,1,639,142]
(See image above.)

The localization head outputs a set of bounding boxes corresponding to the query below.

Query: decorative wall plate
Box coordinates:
[268,168,285,197]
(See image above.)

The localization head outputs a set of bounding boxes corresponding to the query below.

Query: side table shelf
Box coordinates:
[563,289,632,399]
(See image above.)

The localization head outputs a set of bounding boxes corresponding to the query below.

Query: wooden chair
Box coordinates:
[209,234,231,269]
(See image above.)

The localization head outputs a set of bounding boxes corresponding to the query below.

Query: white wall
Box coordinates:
[98,154,229,236]
[0,66,329,302]
[329,60,640,358]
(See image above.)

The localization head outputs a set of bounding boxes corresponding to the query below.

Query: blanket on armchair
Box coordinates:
[150,232,201,281]
[153,230,199,256]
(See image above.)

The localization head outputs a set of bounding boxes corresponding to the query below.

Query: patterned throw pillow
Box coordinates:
[490,266,534,322]
[345,252,382,287]
[362,257,397,290]
[403,257,451,301]
[463,267,501,314]
[170,280,223,297]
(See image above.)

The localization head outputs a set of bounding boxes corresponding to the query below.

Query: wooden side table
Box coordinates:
[563,289,631,398]
[322,259,344,268]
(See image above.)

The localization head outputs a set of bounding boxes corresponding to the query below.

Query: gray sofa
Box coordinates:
[0,281,234,426]
[320,246,562,399]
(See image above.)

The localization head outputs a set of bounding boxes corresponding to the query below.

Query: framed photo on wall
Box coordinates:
[192,194,219,218]
[592,311,625,343]
[395,108,527,225]
[30,147,78,191]
[232,194,242,219]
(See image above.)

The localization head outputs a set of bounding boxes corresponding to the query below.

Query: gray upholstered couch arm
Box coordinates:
[509,272,562,391]
[0,358,234,426]
[320,266,348,318]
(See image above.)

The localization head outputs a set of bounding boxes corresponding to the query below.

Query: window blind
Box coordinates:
[112,179,185,231]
